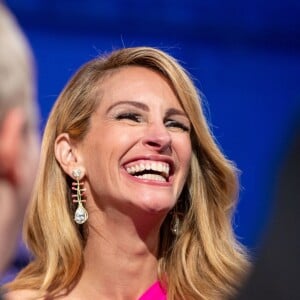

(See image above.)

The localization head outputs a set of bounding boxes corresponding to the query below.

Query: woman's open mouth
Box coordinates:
[125,160,171,183]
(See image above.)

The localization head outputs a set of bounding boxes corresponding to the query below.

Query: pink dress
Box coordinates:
[138,281,167,300]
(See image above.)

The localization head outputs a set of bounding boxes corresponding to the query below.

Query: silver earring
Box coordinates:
[72,169,88,224]
[170,213,180,235]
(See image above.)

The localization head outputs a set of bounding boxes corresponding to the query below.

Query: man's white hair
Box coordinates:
[0,2,35,124]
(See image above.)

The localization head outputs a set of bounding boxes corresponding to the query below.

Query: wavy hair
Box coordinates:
[7,47,249,299]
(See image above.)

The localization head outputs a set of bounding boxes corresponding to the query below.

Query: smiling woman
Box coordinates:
[5,47,249,300]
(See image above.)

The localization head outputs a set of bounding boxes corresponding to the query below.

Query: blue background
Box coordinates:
[4,0,300,272]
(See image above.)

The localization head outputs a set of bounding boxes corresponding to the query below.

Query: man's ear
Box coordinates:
[54,133,83,177]
[0,107,25,185]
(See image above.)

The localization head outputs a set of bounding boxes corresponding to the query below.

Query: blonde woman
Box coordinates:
[6,47,249,300]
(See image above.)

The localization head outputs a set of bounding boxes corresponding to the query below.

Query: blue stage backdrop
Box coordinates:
[3,0,300,279]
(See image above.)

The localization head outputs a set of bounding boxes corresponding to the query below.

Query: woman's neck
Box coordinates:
[68,207,164,300]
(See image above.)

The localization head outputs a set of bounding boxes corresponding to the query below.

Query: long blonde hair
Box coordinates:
[8,47,249,299]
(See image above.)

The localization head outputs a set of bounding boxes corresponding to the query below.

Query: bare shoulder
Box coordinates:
[4,289,43,300]
[4,289,74,300]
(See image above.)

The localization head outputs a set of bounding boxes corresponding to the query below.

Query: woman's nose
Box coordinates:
[142,122,172,153]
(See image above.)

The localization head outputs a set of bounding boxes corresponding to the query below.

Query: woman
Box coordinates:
[6,47,249,299]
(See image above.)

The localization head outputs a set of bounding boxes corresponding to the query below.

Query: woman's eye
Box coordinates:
[116,112,142,122]
[165,119,190,132]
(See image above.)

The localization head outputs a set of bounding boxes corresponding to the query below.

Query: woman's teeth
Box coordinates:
[136,173,167,182]
[125,161,170,182]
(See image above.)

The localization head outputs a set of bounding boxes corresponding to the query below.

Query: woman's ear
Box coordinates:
[54,133,83,177]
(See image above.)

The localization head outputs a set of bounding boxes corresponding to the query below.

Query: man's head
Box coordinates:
[0,2,40,276]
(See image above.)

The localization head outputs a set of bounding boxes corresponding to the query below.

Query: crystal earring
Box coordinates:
[72,169,88,224]
[170,212,180,235]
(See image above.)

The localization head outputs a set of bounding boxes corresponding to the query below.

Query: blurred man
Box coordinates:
[0,1,40,281]
[235,116,300,300]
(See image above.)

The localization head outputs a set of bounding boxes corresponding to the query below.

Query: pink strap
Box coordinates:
[138,281,167,300]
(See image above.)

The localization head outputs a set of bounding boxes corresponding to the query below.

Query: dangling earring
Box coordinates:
[72,169,88,224]
[170,212,181,235]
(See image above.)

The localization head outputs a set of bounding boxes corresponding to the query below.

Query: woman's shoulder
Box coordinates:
[4,289,43,300]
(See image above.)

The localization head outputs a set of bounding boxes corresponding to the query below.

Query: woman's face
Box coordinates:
[79,66,192,215]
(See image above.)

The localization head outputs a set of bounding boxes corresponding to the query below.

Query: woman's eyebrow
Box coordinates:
[165,108,188,118]
[106,100,149,113]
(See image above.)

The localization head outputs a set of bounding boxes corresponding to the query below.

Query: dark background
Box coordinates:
[3,0,300,280]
